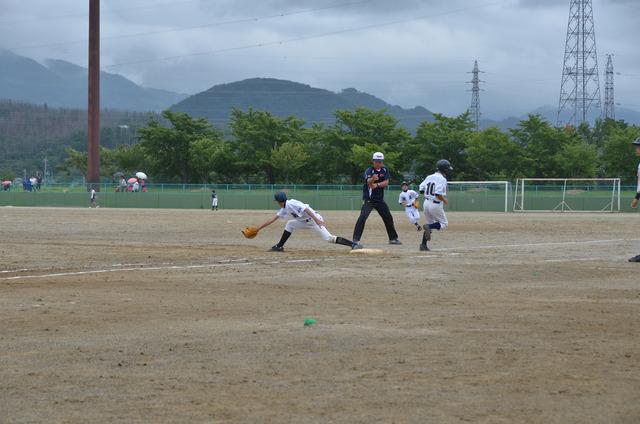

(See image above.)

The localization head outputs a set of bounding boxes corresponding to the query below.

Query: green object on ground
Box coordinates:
[303,318,317,327]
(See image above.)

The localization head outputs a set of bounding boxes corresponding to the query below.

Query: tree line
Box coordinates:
[59,108,640,185]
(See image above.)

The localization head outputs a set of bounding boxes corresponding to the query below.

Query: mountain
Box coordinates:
[0,50,187,112]
[171,78,434,132]
[481,105,640,130]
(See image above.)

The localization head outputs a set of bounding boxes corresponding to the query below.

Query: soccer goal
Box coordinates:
[447,181,511,212]
[513,178,621,213]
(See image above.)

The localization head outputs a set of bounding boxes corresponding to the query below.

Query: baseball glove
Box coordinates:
[241,226,259,239]
[413,199,420,209]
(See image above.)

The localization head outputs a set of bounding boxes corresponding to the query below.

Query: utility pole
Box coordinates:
[468,60,484,129]
[603,54,615,120]
[557,0,601,127]
[87,0,100,188]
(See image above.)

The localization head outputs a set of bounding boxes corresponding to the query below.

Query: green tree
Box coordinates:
[465,127,523,179]
[601,126,640,179]
[328,108,411,183]
[270,143,309,183]
[555,137,598,178]
[59,147,119,179]
[409,112,475,179]
[511,114,569,178]
[230,109,306,184]
[138,110,221,183]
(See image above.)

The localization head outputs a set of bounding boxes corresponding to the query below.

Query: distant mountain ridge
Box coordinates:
[0,50,187,111]
[170,78,435,132]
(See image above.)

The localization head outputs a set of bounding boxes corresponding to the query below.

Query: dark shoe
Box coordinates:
[416,225,422,231]
[419,244,430,251]
[388,239,402,245]
[269,245,284,252]
[629,255,640,262]
[351,242,364,250]
[424,227,432,242]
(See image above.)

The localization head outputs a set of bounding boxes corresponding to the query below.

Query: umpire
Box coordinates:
[351,152,401,248]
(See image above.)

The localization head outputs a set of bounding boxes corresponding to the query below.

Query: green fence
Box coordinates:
[1,183,638,212]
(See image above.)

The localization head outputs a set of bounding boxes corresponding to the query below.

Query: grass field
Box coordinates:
[2,207,640,422]
[2,183,638,212]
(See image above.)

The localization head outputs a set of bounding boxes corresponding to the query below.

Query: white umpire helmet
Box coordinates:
[372,152,384,161]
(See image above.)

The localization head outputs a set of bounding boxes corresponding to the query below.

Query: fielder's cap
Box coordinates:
[632,137,640,146]
[372,152,384,161]
[401,181,409,186]
[274,191,287,202]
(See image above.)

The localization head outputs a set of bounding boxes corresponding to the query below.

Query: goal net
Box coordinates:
[513,178,621,213]
[447,181,511,212]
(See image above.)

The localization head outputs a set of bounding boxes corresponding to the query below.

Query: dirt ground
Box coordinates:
[1,206,640,423]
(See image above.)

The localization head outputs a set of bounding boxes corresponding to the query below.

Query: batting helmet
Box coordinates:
[274,191,287,202]
[632,137,640,146]
[436,159,453,178]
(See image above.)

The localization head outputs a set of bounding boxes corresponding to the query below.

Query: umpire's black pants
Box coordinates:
[352,200,399,242]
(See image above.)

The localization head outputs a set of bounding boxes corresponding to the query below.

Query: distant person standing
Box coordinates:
[118,177,127,192]
[211,190,219,211]
[629,137,640,262]
[89,185,98,208]
[351,152,401,249]
[133,181,140,192]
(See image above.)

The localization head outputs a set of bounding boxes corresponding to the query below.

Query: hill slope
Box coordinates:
[171,78,434,131]
[0,50,187,112]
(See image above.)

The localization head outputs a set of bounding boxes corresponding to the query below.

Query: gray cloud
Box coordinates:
[1,0,638,117]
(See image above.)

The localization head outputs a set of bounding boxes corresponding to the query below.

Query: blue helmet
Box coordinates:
[274,191,287,202]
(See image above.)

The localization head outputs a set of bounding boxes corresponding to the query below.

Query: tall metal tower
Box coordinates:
[557,0,601,127]
[468,60,483,129]
[603,54,615,120]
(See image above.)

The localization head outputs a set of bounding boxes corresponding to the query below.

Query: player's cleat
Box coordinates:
[419,244,430,251]
[351,242,364,250]
[388,239,402,245]
[269,245,284,252]
[629,255,640,262]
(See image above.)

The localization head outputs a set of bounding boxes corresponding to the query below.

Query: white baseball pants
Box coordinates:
[285,216,334,242]
[424,201,448,230]
[404,206,420,225]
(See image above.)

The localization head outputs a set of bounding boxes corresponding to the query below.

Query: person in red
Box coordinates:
[351,151,401,249]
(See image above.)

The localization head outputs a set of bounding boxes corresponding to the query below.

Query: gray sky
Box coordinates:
[1,0,639,118]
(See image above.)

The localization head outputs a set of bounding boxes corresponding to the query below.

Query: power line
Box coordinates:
[104,0,512,69]
[0,0,220,26]
[7,0,373,51]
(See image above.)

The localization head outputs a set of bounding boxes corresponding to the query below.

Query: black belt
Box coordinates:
[432,200,441,204]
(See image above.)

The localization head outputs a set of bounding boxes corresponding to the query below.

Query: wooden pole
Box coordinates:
[87,0,100,188]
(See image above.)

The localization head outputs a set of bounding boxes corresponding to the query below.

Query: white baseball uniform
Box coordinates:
[419,171,448,230]
[637,162,640,193]
[398,189,420,225]
[211,193,218,208]
[277,199,334,242]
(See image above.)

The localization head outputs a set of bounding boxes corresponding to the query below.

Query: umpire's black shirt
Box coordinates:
[362,166,389,202]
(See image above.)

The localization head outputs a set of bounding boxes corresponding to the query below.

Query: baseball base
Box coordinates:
[349,248,385,255]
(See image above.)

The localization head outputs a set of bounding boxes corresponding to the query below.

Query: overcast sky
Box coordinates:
[1,0,639,118]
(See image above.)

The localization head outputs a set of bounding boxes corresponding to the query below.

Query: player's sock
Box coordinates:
[276,230,292,247]
[428,222,441,230]
[421,229,430,245]
[334,236,354,247]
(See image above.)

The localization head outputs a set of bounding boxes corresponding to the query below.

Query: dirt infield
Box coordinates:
[2,207,640,423]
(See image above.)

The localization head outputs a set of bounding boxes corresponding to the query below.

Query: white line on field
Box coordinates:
[0,257,335,282]
[543,257,598,263]
[0,262,254,281]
